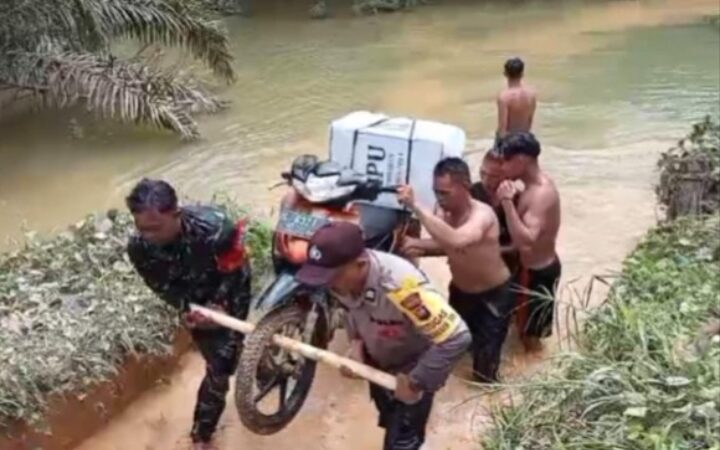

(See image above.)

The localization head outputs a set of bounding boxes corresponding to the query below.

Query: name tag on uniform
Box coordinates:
[364,288,377,305]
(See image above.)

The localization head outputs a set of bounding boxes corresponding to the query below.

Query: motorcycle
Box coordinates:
[234,154,419,435]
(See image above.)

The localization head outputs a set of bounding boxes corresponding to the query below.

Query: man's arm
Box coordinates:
[405,206,448,257]
[404,237,446,257]
[500,187,551,252]
[409,322,471,392]
[387,285,471,392]
[497,95,509,137]
[412,204,489,252]
[418,239,446,257]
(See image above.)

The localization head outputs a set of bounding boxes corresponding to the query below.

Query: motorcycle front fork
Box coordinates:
[302,303,319,345]
[302,291,342,346]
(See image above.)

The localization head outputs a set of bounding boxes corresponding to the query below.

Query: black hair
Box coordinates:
[125,178,178,214]
[504,57,525,79]
[434,157,471,185]
[498,131,541,159]
[483,150,503,164]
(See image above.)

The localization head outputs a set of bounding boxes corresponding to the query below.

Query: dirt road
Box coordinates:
[74,142,660,450]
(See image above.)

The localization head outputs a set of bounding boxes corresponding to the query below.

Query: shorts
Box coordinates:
[514,259,562,338]
[449,280,515,382]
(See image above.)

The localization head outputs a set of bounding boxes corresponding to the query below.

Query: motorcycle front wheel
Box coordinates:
[234,304,327,435]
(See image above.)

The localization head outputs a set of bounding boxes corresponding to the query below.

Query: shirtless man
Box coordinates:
[495,132,561,353]
[470,152,520,274]
[398,158,514,383]
[496,57,536,147]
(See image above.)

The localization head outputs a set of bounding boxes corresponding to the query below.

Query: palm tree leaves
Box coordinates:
[3,50,225,139]
[86,0,235,80]
[0,0,235,138]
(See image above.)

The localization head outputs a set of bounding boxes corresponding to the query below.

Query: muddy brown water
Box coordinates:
[0,0,718,449]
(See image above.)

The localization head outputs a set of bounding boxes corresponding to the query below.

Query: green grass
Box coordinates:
[483,214,720,450]
[0,203,271,429]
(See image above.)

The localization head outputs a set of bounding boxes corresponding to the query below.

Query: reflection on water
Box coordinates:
[0,0,718,243]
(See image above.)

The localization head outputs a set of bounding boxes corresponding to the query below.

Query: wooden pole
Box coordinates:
[190,303,397,391]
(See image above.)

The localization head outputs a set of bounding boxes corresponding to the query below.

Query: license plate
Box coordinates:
[276,209,330,239]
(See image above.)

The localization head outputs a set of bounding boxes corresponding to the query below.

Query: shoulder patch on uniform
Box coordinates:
[400,294,432,321]
[216,220,248,273]
[387,277,460,344]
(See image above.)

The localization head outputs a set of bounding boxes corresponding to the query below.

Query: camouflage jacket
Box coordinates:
[127,205,250,318]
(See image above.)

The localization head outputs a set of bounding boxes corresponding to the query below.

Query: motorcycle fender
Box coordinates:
[248,272,300,322]
[248,273,331,328]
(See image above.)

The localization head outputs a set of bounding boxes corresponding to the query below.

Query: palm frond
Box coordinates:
[2,49,226,139]
[0,1,81,51]
[0,0,235,80]
[89,0,235,80]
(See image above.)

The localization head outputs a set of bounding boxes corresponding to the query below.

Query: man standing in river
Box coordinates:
[398,158,514,383]
[495,132,561,353]
[496,57,536,147]
[125,179,251,450]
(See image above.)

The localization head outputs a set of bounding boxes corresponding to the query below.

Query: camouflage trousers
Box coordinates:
[190,327,242,443]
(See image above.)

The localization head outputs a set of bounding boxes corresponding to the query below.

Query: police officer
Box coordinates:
[295,222,471,450]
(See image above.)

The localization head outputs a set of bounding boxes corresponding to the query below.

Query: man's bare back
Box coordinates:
[497,57,536,138]
[497,85,536,135]
[424,199,510,293]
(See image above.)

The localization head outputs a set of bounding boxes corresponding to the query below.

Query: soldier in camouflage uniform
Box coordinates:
[125,179,251,450]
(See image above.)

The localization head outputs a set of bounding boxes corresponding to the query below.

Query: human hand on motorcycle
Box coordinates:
[396,185,416,209]
[339,339,365,379]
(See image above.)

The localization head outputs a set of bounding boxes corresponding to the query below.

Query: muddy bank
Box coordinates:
[0,331,192,450]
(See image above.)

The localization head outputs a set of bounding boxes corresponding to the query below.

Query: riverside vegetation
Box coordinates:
[0,198,271,430]
[483,119,720,449]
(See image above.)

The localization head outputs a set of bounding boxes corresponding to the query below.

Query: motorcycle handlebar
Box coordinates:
[379,186,400,194]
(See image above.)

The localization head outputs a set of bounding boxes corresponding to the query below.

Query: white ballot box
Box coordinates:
[329,111,466,210]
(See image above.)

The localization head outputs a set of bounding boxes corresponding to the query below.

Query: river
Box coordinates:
[0,0,717,243]
[1,0,718,449]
